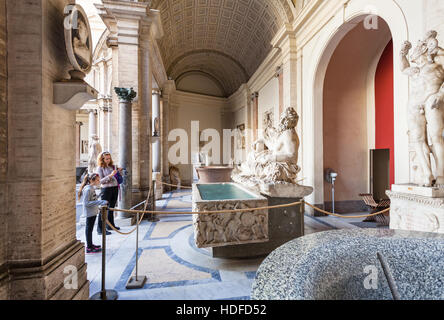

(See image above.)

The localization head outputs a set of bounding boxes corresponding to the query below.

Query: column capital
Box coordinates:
[115,87,137,102]
[275,65,283,78]
[99,106,111,113]
[88,109,98,115]
[76,121,84,126]
[152,89,161,96]
[251,92,259,101]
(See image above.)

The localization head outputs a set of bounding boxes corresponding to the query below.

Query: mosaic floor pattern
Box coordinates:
[75,189,384,300]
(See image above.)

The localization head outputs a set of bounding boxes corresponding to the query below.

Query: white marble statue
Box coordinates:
[88,135,102,174]
[401,30,444,187]
[233,107,300,184]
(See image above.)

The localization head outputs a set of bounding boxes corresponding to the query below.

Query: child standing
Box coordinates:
[78,173,109,253]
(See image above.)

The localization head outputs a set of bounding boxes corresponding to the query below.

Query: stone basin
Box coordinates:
[195,166,233,183]
[251,229,444,300]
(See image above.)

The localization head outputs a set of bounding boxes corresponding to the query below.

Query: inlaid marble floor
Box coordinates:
[75,189,386,300]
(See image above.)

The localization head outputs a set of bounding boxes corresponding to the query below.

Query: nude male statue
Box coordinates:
[401,31,444,187]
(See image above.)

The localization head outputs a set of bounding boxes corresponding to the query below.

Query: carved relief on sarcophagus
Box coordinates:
[192,199,269,249]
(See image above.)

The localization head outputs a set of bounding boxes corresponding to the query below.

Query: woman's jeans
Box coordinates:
[97,186,119,233]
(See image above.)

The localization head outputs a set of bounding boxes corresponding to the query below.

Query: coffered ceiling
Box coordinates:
[150,0,299,97]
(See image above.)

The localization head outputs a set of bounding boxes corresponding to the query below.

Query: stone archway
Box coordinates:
[301,0,409,209]
[320,17,392,213]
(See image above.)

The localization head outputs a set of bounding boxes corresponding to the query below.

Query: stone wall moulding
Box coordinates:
[95,2,164,45]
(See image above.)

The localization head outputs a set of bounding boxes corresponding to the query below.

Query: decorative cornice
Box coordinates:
[95,1,164,47]
[99,106,111,113]
[387,191,444,209]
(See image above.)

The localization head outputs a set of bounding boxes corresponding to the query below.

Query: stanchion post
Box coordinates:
[90,206,118,300]
[126,211,147,289]
[300,200,305,236]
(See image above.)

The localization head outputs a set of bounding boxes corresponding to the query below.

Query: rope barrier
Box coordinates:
[303,202,390,219]
[105,200,389,219]
[101,183,390,235]
[108,201,303,215]
[104,204,145,235]
[104,184,153,236]
[159,178,307,189]
[159,181,193,189]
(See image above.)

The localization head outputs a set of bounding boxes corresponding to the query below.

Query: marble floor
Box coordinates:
[75,189,387,300]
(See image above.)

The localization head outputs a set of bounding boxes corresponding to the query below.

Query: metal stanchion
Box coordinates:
[300,200,305,236]
[377,252,401,300]
[90,206,118,300]
[126,211,147,289]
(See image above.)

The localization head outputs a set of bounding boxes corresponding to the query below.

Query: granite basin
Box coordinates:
[195,166,234,183]
[251,229,444,300]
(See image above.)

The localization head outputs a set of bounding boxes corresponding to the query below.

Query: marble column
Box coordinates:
[276,65,284,116]
[88,109,97,139]
[98,60,106,94]
[161,80,176,186]
[137,30,153,203]
[106,98,112,152]
[281,32,298,111]
[98,101,110,152]
[251,92,259,141]
[115,88,137,215]
[96,1,161,206]
[75,121,83,167]
[152,89,161,173]
[152,89,162,199]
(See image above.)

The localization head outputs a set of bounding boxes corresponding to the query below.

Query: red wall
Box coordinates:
[375,40,395,186]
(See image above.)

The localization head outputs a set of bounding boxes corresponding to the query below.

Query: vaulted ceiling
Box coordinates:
[151,0,300,97]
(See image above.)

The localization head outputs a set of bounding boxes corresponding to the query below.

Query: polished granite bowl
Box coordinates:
[251,228,444,300]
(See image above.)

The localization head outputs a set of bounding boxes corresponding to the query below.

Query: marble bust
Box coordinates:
[233,107,300,185]
[401,30,444,187]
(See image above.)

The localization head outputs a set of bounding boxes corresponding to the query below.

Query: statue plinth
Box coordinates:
[259,181,313,198]
[391,184,444,198]
[387,185,444,234]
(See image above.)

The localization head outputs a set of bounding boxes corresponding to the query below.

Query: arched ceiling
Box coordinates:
[150,0,297,97]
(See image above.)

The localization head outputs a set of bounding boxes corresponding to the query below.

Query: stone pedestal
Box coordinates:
[387,185,444,234]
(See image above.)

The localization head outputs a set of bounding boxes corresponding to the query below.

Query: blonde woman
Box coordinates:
[96,151,122,235]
